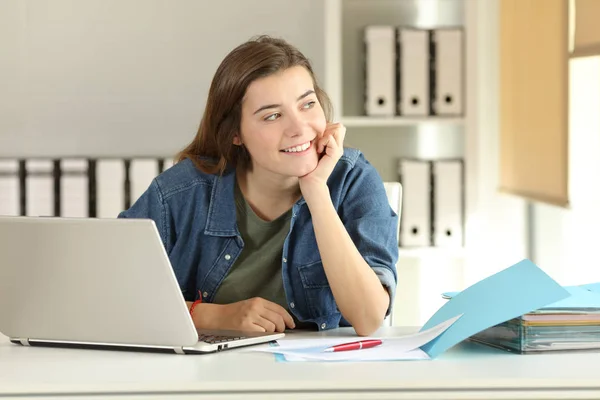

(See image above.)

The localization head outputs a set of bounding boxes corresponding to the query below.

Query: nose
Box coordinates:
[282,110,310,138]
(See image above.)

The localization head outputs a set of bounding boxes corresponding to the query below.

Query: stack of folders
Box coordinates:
[364,25,464,117]
[0,157,174,218]
[398,158,464,248]
[443,284,600,353]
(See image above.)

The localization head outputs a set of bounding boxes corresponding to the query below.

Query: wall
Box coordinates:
[0,0,325,158]
[462,0,528,286]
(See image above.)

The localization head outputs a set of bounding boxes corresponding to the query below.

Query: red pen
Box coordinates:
[323,339,383,352]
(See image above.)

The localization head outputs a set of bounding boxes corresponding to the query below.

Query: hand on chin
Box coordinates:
[298,123,346,197]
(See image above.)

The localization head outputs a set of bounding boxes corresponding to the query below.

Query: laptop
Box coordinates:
[0,216,284,354]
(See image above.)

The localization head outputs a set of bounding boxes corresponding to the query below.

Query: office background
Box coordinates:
[1,0,598,326]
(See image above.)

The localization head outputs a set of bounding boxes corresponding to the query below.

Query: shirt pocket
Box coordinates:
[296,260,339,321]
[297,260,330,289]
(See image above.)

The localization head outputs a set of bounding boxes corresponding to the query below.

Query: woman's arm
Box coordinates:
[300,123,397,337]
[305,187,390,336]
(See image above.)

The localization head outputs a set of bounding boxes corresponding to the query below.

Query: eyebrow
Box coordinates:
[252,89,316,115]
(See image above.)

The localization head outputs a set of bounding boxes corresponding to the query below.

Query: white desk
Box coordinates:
[1,327,600,399]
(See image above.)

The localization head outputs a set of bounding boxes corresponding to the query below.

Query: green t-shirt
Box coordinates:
[212,182,292,309]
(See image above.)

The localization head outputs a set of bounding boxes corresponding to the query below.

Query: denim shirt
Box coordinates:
[118,148,399,331]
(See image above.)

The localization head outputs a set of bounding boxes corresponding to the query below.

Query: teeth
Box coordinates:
[283,142,310,153]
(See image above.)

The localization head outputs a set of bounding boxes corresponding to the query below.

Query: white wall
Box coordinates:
[0,0,325,158]
[462,0,528,286]
[531,56,600,286]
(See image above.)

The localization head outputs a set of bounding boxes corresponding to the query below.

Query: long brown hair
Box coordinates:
[176,35,333,175]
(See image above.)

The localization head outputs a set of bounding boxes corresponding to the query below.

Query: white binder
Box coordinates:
[60,159,88,218]
[162,157,174,172]
[25,160,54,217]
[0,160,20,216]
[96,159,125,218]
[398,159,431,247]
[397,28,429,116]
[364,26,396,116]
[432,160,463,247]
[130,159,159,206]
[383,181,403,245]
[432,29,464,116]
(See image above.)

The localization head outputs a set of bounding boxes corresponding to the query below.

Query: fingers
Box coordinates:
[252,315,277,333]
[263,300,296,329]
[259,308,287,332]
[319,123,345,155]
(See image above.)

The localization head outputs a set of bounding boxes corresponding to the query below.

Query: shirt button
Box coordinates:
[202,292,208,298]
[224,254,231,260]
[290,302,295,309]
[282,258,287,263]
[321,323,326,329]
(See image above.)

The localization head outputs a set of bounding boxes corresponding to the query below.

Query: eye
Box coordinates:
[302,101,316,109]
[264,113,281,121]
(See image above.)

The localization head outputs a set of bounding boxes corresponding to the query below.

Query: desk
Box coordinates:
[1,327,600,399]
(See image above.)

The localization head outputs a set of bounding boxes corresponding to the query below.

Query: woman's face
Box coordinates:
[237,66,327,179]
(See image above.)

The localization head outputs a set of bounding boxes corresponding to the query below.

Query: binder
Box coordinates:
[60,159,88,218]
[398,159,431,247]
[431,29,464,116]
[25,160,55,217]
[161,157,174,172]
[364,26,396,116]
[432,159,463,247]
[96,159,125,218]
[0,160,20,216]
[383,181,403,245]
[130,159,159,206]
[397,28,430,116]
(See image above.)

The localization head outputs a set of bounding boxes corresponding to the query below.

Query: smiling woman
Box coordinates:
[118,35,399,337]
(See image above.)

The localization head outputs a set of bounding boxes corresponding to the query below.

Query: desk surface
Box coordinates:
[1,327,600,400]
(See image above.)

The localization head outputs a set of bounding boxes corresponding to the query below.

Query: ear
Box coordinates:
[232,135,242,146]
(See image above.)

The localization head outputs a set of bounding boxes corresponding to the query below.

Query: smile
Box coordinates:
[280,140,313,154]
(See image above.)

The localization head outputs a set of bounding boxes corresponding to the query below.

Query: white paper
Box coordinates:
[249,315,461,362]
[281,348,430,362]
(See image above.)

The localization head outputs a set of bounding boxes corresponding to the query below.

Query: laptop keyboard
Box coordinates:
[198,334,248,344]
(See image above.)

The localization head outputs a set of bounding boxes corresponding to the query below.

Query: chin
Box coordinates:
[293,160,319,177]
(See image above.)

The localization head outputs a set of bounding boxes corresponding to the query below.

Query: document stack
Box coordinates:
[444,284,600,353]
[363,25,464,117]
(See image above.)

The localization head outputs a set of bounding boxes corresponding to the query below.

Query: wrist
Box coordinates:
[190,303,224,330]
[302,184,330,207]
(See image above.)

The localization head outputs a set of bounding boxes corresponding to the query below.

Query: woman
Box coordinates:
[119,36,398,336]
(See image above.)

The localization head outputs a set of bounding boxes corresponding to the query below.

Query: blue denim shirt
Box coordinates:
[118,148,399,331]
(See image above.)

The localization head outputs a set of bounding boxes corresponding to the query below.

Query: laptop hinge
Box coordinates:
[173,347,185,355]
[19,338,30,346]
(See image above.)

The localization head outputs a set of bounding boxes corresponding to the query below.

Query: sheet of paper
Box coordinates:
[249,315,460,362]
[280,347,430,362]
[541,286,600,310]
[582,282,600,293]
[420,259,570,358]
[445,284,600,310]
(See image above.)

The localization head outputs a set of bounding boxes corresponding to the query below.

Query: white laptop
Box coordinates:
[0,216,284,354]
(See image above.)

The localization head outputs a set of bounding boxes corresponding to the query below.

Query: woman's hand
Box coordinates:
[299,122,346,199]
[191,298,295,333]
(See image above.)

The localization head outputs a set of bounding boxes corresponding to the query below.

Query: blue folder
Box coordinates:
[418,259,570,358]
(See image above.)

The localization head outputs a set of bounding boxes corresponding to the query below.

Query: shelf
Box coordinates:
[341,116,465,127]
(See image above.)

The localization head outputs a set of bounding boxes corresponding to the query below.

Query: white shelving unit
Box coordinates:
[341,116,465,128]
[322,0,476,327]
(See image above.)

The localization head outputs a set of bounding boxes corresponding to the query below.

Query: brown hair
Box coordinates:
[176,35,333,175]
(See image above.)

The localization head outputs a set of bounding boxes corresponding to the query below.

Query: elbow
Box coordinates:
[352,315,384,337]
[351,305,387,337]
[350,294,390,336]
